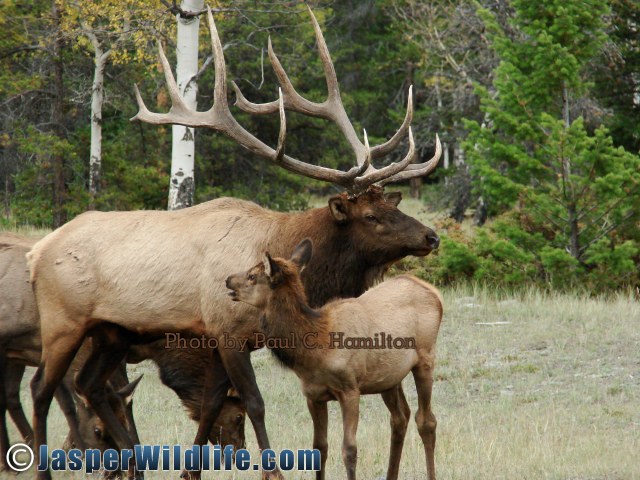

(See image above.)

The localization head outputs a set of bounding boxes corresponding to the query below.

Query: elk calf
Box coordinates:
[226,239,443,480]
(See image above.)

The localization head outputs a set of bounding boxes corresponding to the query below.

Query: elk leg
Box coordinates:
[5,361,34,444]
[54,376,86,450]
[306,399,328,480]
[337,391,360,480]
[75,326,140,480]
[219,347,284,480]
[182,347,231,480]
[32,332,85,480]
[0,347,11,471]
[381,384,411,480]
[412,365,437,480]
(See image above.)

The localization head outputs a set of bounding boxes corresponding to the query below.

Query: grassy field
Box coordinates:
[7,286,639,479]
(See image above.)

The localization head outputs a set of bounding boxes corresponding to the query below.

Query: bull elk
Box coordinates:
[226,239,443,480]
[28,7,441,479]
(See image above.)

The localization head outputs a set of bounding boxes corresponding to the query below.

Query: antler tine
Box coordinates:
[377,134,442,186]
[274,87,286,162]
[370,85,414,159]
[206,7,227,107]
[232,80,278,114]
[355,127,416,189]
[306,5,340,104]
[131,40,191,124]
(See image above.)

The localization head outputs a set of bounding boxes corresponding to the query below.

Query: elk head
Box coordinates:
[327,186,439,261]
[211,394,246,450]
[132,6,442,206]
[226,239,312,309]
[69,376,142,453]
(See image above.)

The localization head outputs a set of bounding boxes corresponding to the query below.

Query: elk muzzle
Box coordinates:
[225,276,239,300]
[427,232,440,250]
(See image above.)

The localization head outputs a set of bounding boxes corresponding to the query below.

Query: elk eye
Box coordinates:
[94,427,102,438]
[248,274,256,281]
[236,414,244,425]
[365,214,379,223]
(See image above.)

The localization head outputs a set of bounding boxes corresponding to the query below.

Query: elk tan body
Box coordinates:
[227,240,443,480]
[284,276,441,399]
[28,196,410,337]
[0,233,39,359]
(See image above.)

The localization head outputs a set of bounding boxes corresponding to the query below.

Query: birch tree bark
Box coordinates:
[168,0,204,210]
[77,11,130,208]
[86,35,111,204]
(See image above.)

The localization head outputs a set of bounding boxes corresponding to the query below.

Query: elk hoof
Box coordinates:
[262,468,285,480]
[128,470,144,480]
[180,469,201,480]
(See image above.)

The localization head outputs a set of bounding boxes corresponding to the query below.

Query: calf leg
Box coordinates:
[412,365,437,480]
[381,384,411,480]
[337,391,360,480]
[219,347,284,480]
[5,361,34,444]
[75,326,139,479]
[306,399,328,480]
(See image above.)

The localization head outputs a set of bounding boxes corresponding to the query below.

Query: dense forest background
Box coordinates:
[1,0,639,291]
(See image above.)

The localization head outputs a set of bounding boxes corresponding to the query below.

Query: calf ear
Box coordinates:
[117,375,143,406]
[328,196,349,223]
[263,253,280,280]
[290,238,313,270]
[384,191,402,206]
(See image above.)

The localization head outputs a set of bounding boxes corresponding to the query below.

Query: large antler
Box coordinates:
[132,7,440,194]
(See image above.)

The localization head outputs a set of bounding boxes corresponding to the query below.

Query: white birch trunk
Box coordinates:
[168,0,204,210]
[89,48,111,203]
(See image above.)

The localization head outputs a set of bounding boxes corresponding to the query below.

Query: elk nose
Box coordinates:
[427,234,440,250]
[225,277,232,289]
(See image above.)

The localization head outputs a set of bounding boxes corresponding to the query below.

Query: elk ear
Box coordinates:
[117,375,143,406]
[263,253,280,280]
[328,196,349,223]
[384,191,402,207]
[290,238,313,270]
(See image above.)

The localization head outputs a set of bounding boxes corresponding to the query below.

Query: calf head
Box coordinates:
[69,377,142,453]
[210,393,246,449]
[226,239,313,309]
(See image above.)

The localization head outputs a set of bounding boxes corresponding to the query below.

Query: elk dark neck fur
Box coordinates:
[149,347,205,421]
[260,271,325,370]
[275,207,386,308]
